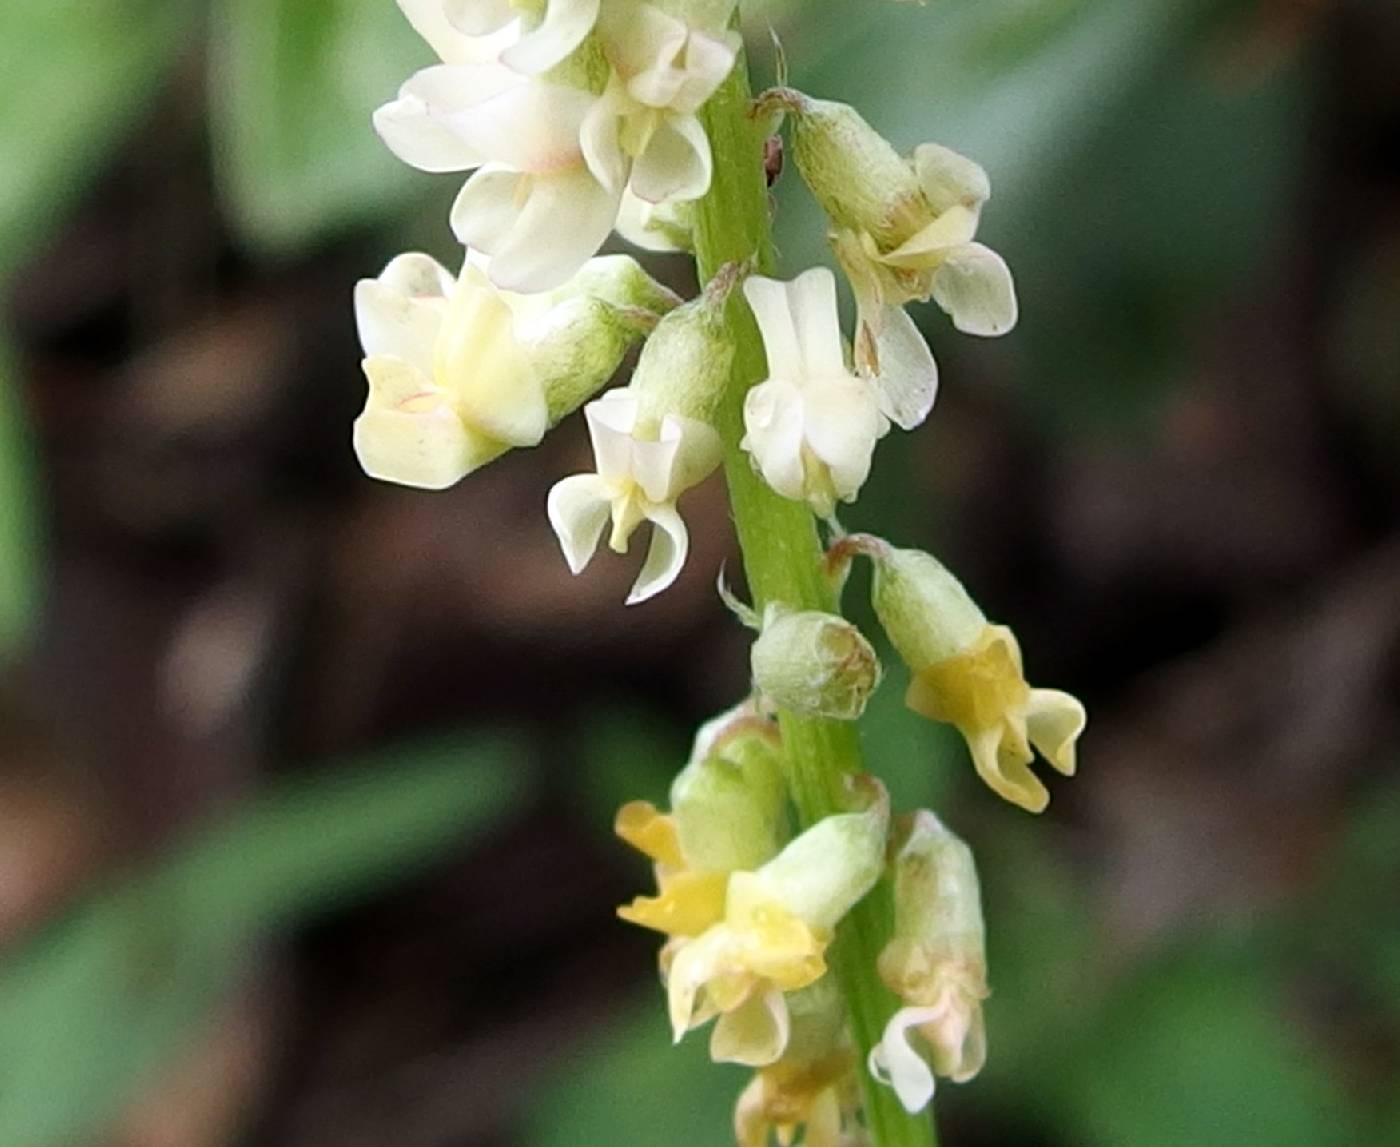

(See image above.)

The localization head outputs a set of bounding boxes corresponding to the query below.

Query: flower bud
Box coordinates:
[849,535,1087,814]
[630,263,739,430]
[869,811,989,1114]
[750,604,882,721]
[755,88,924,250]
[742,778,888,932]
[671,704,788,873]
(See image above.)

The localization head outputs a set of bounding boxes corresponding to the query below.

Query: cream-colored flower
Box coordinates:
[353,253,546,488]
[741,269,889,516]
[764,90,1017,431]
[580,2,739,204]
[838,142,1015,429]
[868,811,989,1114]
[353,251,666,488]
[547,389,721,604]
[374,57,619,292]
[548,266,736,604]
[429,0,600,75]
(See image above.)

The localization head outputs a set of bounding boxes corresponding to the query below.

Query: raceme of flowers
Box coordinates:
[350,1,1087,1140]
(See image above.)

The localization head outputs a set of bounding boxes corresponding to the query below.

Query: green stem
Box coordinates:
[693,46,937,1147]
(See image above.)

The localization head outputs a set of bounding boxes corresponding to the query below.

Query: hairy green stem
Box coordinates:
[693,46,938,1147]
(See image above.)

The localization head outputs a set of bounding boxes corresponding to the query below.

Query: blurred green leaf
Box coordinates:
[209,0,433,252]
[1055,946,1359,1147]
[858,651,965,815]
[776,0,1310,432]
[0,337,41,657]
[574,705,689,830]
[0,733,525,1147]
[0,0,196,276]
[970,818,1098,1099]
[526,999,744,1147]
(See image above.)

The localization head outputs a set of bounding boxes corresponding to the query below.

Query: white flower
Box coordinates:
[395,0,523,66]
[740,269,889,516]
[877,144,1016,337]
[580,2,739,204]
[422,0,600,75]
[868,981,987,1114]
[866,810,989,1114]
[547,389,721,604]
[353,253,548,489]
[837,143,1017,430]
[374,57,619,292]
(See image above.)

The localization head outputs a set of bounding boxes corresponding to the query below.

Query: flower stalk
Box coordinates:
[693,46,937,1147]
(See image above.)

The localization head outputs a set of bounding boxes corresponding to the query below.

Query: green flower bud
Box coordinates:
[865,541,986,672]
[879,811,987,995]
[527,255,681,422]
[671,704,789,873]
[755,88,925,249]
[750,604,882,721]
[630,262,741,430]
[749,779,889,931]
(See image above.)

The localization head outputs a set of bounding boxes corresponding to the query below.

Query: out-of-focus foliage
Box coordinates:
[770,0,1307,430]
[0,735,524,1147]
[0,1,198,276]
[527,1003,743,1147]
[209,0,431,252]
[0,339,40,657]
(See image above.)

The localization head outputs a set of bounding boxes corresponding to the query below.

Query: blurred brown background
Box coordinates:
[0,1,1397,1146]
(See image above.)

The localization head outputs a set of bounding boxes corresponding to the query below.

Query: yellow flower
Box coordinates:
[615,799,729,938]
[615,721,886,1067]
[735,1050,857,1147]
[906,624,1084,815]
[850,536,1086,814]
[735,980,861,1147]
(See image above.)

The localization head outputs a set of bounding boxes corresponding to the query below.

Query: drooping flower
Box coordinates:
[547,266,735,603]
[837,535,1086,813]
[580,0,740,204]
[757,89,1018,431]
[353,251,670,488]
[374,53,619,292]
[735,979,862,1147]
[868,811,989,1114]
[741,268,889,517]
